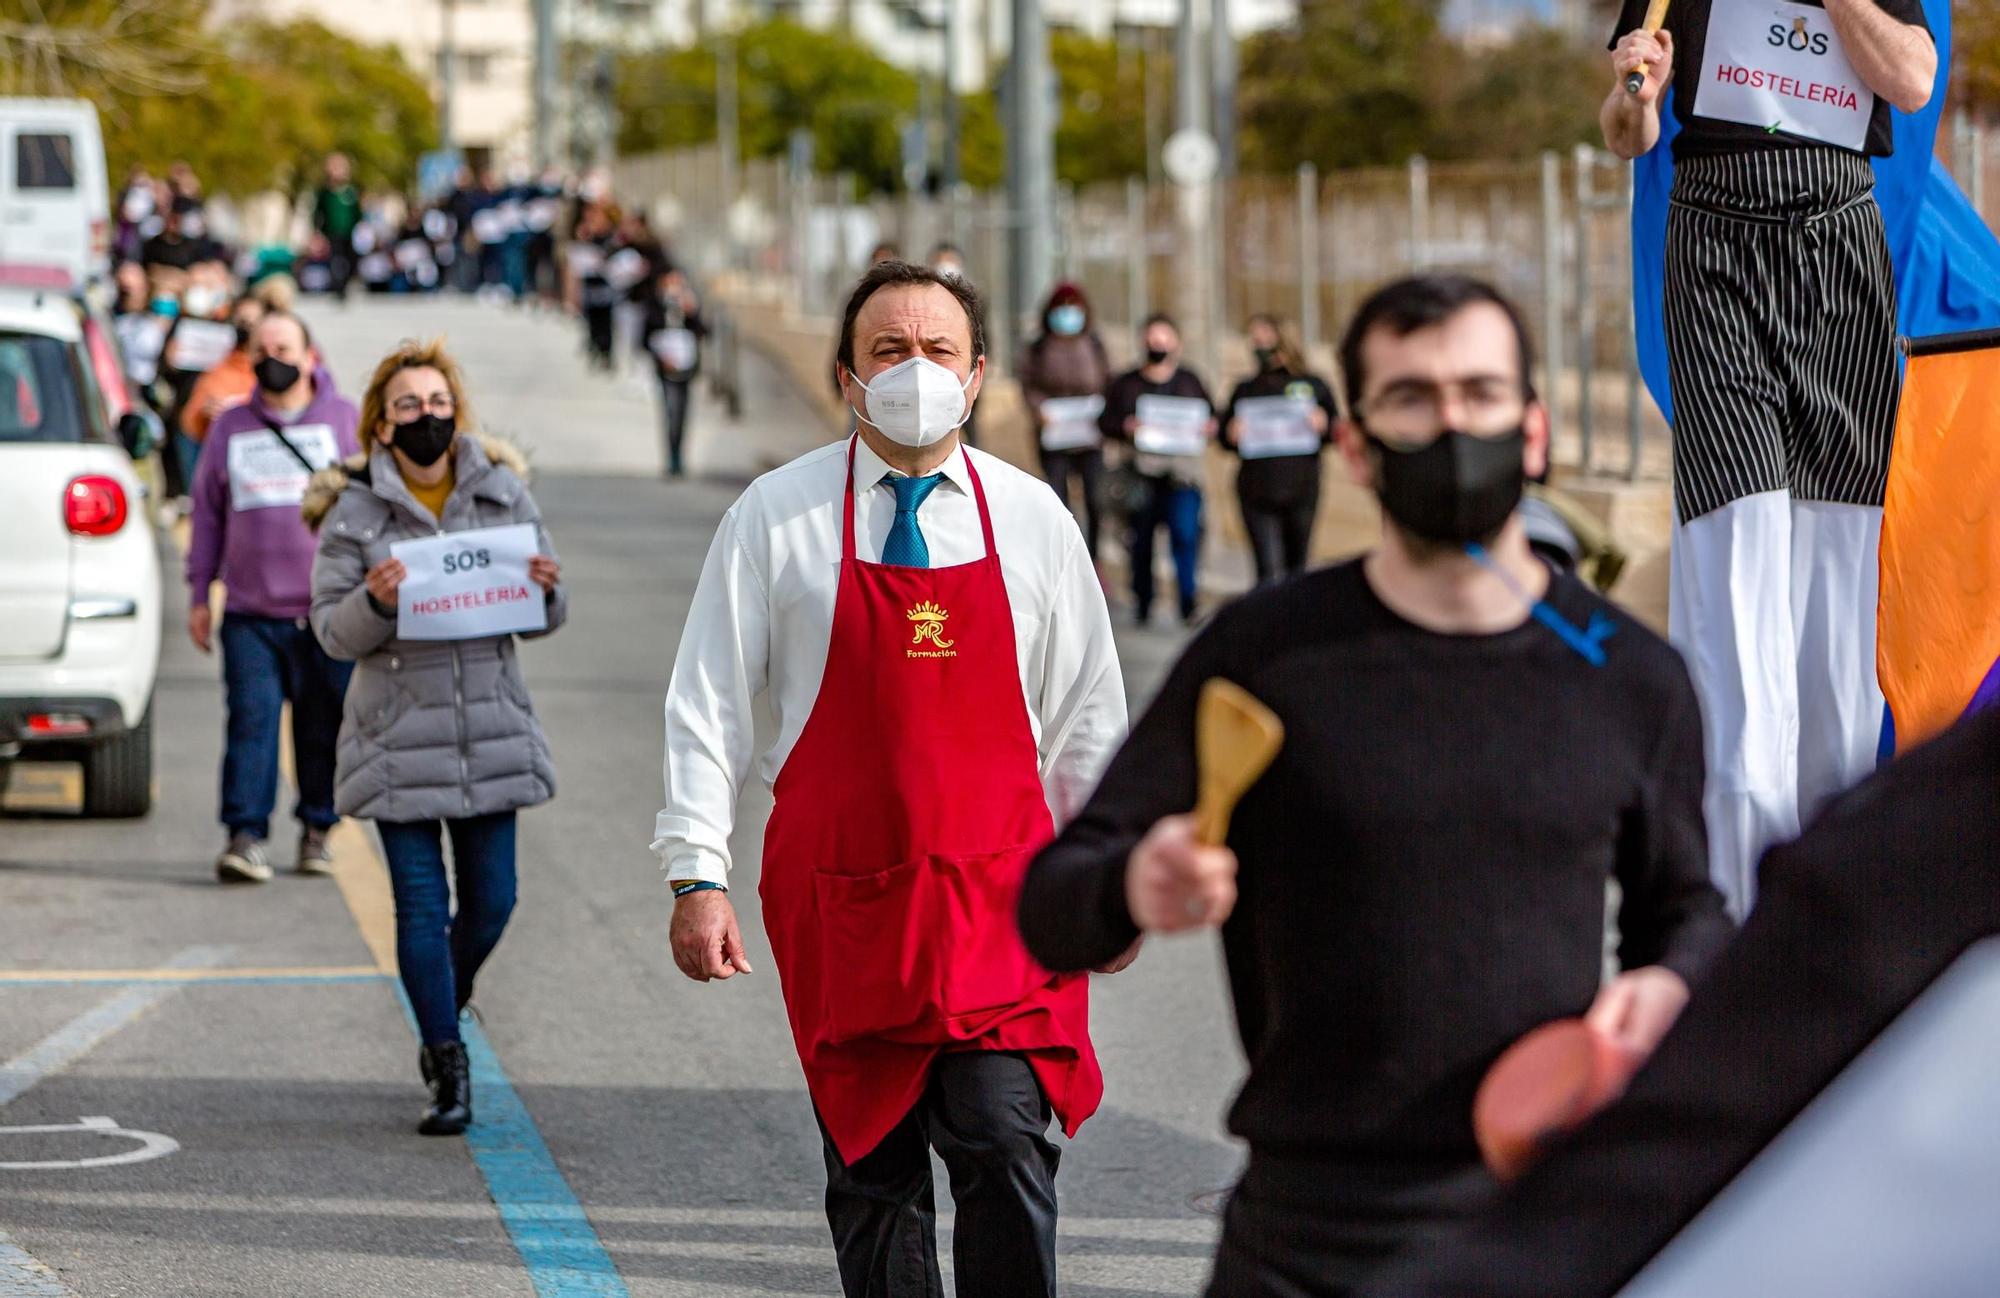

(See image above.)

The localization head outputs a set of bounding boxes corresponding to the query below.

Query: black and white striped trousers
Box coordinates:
[1663,147,1902,524]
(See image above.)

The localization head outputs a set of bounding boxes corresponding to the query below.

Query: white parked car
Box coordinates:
[0,279,162,816]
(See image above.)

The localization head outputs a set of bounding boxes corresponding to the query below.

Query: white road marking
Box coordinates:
[0,946,230,1108]
[0,1116,179,1171]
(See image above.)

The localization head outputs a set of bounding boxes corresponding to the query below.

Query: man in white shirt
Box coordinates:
[653,260,1129,1297]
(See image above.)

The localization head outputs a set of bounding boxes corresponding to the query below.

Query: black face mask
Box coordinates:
[392,413,457,468]
[1364,425,1526,546]
[1254,346,1279,371]
[233,321,256,348]
[254,356,302,395]
[1145,346,1172,366]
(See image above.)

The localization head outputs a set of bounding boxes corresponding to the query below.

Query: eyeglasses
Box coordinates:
[388,393,456,419]
[1357,378,1526,441]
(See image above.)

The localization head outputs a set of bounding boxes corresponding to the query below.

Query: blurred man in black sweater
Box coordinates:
[1019,275,1733,1298]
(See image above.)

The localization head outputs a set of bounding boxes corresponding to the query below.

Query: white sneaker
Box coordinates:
[216,834,273,884]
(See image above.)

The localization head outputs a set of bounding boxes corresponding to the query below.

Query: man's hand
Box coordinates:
[1126,815,1238,933]
[1611,29,1674,108]
[528,555,560,593]
[364,557,406,608]
[670,889,754,982]
[188,604,213,654]
[1585,965,1690,1058]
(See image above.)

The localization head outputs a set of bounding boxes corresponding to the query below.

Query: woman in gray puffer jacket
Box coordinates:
[306,338,565,1138]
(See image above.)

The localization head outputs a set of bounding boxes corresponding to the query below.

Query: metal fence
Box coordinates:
[617,128,2000,483]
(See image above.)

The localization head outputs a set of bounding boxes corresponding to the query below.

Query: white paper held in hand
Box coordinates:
[1235,395,1323,460]
[1134,394,1210,457]
[1039,394,1105,451]
[391,523,548,641]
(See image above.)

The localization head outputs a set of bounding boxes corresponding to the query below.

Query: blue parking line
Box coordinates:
[459,1019,629,1297]
[391,989,627,1297]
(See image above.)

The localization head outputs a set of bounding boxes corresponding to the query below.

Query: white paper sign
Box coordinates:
[114,314,168,385]
[164,319,237,374]
[226,423,340,513]
[1235,395,1323,460]
[1696,0,1874,152]
[606,248,649,291]
[566,243,605,277]
[1039,395,1105,451]
[1134,394,1210,457]
[391,523,547,641]
[649,328,698,372]
[471,209,506,245]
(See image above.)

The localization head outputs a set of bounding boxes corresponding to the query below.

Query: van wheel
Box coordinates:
[81,704,153,819]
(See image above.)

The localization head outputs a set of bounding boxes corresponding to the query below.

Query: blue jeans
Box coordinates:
[218,614,352,839]
[1130,480,1204,618]
[377,812,519,1045]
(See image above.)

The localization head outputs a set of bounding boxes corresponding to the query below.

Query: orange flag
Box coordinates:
[1878,330,2000,754]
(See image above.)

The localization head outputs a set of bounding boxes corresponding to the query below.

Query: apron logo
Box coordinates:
[906,601,958,658]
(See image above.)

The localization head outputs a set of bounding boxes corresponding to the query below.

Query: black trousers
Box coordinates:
[1204,1158,1490,1298]
[1239,497,1317,585]
[820,1051,1059,1298]
[1039,446,1105,560]
[658,374,693,475]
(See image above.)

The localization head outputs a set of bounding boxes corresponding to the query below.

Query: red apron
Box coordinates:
[760,438,1102,1164]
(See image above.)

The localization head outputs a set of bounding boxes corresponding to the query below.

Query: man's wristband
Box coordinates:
[672,880,726,899]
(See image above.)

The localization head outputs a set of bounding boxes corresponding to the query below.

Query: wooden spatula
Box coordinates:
[1193,679,1285,846]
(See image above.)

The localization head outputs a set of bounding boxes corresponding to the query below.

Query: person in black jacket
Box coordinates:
[1021,275,1732,1298]
[1100,314,1216,625]
[1221,315,1338,584]
[640,266,708,478]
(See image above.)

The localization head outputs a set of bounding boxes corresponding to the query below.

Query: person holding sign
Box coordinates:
[187,312,362,886]
[1604,0,1935,916]
[1101,314,1217,626]
[1020,276,1732,1298]
[180,295,265,445]
[640,265,708,478]
[306,339,565,1138]
[1221,315,1339,585]
[1018,282,1113,564]
[653,259,1127,1297]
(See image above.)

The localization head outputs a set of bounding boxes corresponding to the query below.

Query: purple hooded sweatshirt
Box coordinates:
[187,378,362,619]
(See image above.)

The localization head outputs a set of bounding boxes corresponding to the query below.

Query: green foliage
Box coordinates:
[616,20,919,194]
[3,0,436,197]
[1239,0,1446,172]
[1431,26,1611,161]
[1239,0,1609,170]
[1048,31,1150,187]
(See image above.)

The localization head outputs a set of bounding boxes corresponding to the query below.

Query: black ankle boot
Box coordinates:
[417,1042,471,1136]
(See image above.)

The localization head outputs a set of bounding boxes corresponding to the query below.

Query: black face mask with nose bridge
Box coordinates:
[1362,424,1527,545]
[392,413,457,468]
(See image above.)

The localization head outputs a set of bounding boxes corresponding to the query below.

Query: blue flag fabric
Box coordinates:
[1631,0,2000,428]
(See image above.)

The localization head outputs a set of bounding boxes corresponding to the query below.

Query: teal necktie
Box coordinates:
[881,473,944,568]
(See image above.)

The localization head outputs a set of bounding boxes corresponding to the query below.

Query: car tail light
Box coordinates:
[27,713,93,738]
[64,475,127,537]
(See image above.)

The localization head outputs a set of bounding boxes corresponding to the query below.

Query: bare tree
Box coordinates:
[0,0,211,99]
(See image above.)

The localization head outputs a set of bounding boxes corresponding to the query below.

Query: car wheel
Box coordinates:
[81,703,153,819]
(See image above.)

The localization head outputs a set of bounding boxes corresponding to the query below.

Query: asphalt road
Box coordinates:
[0,297,1244,1298]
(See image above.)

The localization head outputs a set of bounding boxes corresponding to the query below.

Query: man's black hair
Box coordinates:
[1143,312,1180,336]
[836,259,987,380]
[1338,274,1535,417]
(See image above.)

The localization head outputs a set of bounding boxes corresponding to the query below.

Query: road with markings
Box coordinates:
[0,297,1244,1298]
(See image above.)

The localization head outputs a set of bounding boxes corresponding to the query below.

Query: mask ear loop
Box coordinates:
[1465,542,1616,667]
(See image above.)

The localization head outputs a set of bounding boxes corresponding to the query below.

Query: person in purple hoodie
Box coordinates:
[187,311,362,884]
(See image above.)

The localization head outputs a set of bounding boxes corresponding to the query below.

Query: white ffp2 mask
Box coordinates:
[849,356,974,448]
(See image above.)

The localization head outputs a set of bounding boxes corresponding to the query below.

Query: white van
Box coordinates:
[0,99,111,287]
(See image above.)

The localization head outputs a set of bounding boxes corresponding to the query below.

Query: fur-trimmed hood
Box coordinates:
[303,433,531,531]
